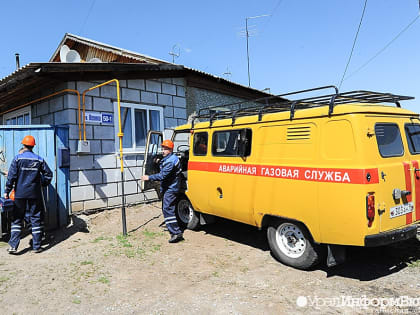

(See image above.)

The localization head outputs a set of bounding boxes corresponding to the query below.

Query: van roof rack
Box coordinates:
[192,85,414,127]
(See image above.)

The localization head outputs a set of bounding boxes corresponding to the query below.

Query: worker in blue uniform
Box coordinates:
[141,139,184,243]
[4,135,53,254]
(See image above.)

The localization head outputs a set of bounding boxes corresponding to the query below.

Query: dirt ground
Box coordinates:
[0,202,419,315]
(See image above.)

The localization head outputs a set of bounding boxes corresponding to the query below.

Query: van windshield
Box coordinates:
[173,130,191,152]
[405,123,420,154]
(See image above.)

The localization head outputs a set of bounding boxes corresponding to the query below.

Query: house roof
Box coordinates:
[0,33,280,112]
[0,63,279,111]
[50,33,169,64]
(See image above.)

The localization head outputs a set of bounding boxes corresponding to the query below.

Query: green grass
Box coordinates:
[103,231,165,259]
[116,234,133,247]
[0,276,9,284]
[0,242,7,248]
[151,244,161,252]
[72,298,81,304]
[80,261,93,266]
[408,259,420,267]
[92,236,112,243]
[98,276,110,284]
[142,229,164,239]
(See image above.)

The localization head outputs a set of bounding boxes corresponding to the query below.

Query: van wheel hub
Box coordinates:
[275,223,306,258]
[177,199,192,224]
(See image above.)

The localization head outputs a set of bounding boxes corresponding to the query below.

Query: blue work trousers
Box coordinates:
[9,199,42,250]
[162,191,181,235]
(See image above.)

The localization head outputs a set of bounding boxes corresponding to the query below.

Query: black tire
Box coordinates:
[267,220,322,270]
[176,197,200,230]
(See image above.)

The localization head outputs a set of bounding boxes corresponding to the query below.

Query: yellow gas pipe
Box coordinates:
[81,79,127,235]
[0,89,83,140]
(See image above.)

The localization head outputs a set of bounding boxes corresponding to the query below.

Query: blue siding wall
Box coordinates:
[0,125,70,234]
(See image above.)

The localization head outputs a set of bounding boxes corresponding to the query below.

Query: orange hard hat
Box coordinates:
[161,140,174,149]
[22,135,35,146]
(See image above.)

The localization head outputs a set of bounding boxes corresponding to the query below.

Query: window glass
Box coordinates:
[135,109,147,147]
[405,123,420,154]
[17,115,24,125]
[375,124,404,157]
[115,103,163,152]
[3,106,31,125]
[121,107,133,148]
[149,110,161,131]
[212,129,252,157]
[193,132,208,155]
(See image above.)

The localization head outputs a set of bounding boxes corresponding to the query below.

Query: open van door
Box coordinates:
[141,131,163,192]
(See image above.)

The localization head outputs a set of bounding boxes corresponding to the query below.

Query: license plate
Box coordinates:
[390,202,414,218]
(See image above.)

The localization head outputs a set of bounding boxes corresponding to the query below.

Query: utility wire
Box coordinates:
[79,0,96,35]
[259,0,284,35]
[338,0,368,91]
[344,14,420,81]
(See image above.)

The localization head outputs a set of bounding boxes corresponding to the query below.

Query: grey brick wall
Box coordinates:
[22,77,249,212]
[29,78,187,212]
[185,86,254,117]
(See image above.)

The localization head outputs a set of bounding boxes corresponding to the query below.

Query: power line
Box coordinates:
[79,0,96,35]
[338,0,368,91]
[259,0,284,35]
[344,14,420,81]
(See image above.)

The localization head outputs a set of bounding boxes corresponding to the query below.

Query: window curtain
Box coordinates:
[135,109,147,147]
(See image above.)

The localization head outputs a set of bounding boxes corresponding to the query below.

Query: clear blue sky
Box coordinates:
[1,0,419,111]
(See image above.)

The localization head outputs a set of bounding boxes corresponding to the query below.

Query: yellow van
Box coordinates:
[142,86,420,270]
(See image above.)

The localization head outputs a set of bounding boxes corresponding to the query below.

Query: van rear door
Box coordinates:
[403,122,420,223]
[374,122,417,232]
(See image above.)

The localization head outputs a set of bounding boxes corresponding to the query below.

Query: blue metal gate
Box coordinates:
[0,125,70,238]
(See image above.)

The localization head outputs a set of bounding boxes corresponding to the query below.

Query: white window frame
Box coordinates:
[3,106,31,125]
[113,102,164,154]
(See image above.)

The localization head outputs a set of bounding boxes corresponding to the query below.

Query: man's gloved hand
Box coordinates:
[4,193,8,199]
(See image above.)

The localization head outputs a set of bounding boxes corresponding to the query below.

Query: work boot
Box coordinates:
[32,247,43,253]
[7,247,17,254]
[168,233,184,243]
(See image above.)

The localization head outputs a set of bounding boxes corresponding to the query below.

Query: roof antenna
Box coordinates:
[169,44,180,63]
[15,53,20,70]
[222,66,232,79]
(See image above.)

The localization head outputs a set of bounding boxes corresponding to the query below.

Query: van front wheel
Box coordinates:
[267,221,321,270]
[176,197,200,230]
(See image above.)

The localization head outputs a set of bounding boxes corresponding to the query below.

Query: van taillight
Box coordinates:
[366,194,375,227]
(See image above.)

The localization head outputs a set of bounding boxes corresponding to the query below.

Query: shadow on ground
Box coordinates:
[199,218,420,280]
[42,214,89,251]
[324,238,420,281]
[200,217,268,251]
[0,214,89,255]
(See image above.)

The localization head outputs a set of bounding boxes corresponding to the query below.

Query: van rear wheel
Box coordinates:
[267,221,321,270]
[176,197,200,230]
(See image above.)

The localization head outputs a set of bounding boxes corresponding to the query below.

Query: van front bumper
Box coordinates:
[364,225,418,247]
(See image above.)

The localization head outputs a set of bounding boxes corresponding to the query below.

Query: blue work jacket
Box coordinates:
[5,150,53,199]
[149,153,181,193]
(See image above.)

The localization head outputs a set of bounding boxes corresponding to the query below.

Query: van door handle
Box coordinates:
[401,190,411,197]
[414,168,420,179]
[216,187,223,199]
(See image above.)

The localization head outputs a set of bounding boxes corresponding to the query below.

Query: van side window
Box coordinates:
[375,123,404,157]
[193,132,208,156]
[212,129,252,157]
[405,123,420,154]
